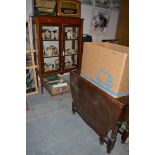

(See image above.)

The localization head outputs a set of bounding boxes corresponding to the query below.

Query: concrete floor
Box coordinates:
[26,88,129,155]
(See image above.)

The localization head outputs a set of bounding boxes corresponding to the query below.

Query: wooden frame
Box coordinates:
[57,0,81,17]
[26,17,38,96]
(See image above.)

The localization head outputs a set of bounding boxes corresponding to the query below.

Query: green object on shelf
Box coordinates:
[44,74,61,85]
[44,74,60,81]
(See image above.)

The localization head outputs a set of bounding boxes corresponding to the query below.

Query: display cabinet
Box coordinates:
[34,15,83,93]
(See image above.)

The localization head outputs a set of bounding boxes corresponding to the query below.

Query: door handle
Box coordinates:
[62,50,65,56]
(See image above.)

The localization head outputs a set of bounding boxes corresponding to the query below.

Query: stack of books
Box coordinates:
[44,74,60,85]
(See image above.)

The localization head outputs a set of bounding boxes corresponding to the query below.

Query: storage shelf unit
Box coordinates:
[26,18,38,96]
[34,15,83,94]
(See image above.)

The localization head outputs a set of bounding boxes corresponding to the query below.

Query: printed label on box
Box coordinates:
[96,68,114,89]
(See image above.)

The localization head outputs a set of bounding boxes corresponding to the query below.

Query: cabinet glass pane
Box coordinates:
[65,55,77,70]
[42,26,60,72]
[43,41,59,57]
[42,26,59,40]
[44,57,59,72]
[64,26,79,70]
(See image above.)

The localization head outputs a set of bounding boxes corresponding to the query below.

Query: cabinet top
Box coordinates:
[33,15,83,24]
[34,15,83,20]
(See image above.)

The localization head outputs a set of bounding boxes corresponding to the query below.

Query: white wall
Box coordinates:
[26,1,119,40]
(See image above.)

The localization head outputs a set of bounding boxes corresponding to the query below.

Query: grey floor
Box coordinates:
[26,87,129,155]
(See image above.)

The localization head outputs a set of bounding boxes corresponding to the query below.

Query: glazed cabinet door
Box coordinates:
[62,25,80,72]
[35,16,83,76]
[41,24,61,74]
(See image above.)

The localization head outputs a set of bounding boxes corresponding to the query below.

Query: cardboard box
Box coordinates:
[50,83,70,96]
[81,42,129,98]
[47,79,70,96]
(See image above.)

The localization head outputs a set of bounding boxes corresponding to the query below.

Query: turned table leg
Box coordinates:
[99,136,104,145]
[107,137,116,153]
[106,126,118,153]
[99,131,108,145]
[98,126,118,153]
[118,121,129,143]
[121,125,129,143]
[72,102,77,114]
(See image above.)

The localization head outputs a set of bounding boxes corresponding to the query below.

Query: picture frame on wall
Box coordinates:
[95,0,111,9]
[81,0,93,6]
[90,8,110,35]
[110,0,121,10]
[95,0,121,10]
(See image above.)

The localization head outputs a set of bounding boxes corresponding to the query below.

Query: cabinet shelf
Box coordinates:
[42,39,59,41]
[65,38,78,41]
[65,53,78,56]
[65,66,77,71]
[43,55,59,58]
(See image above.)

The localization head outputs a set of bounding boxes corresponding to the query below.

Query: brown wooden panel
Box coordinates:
[116,0,129,46]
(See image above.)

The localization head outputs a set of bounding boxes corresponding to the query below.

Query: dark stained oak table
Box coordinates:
[70,70,129,153]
